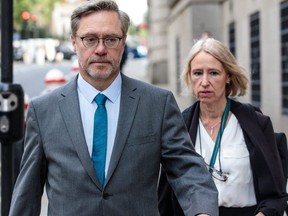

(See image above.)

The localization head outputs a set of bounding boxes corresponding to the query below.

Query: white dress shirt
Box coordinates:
[195,114,257,207]
[77,73,121,177]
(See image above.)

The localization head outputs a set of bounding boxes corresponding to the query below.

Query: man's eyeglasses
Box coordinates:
[205,162,229,182]
[76,35,123,49]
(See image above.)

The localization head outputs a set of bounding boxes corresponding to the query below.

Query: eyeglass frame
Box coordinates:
[75,34,124,49]
[205,162,229,182]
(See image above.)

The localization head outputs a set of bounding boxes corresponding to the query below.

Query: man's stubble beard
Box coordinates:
[87,66,113,81]
[81,59,115,81]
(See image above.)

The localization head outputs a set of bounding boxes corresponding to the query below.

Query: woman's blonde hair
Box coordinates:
[181,38,248,97]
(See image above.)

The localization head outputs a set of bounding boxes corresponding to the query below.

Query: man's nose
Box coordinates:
[93,40,107,55]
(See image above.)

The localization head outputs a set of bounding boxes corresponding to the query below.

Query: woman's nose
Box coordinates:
[201,74,210,86]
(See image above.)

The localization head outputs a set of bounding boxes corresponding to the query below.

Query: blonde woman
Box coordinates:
[158,38,287,216]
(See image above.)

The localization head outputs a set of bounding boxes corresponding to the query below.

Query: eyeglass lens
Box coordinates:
[82,37,121,48]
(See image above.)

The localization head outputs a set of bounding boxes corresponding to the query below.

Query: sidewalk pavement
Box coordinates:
[122,57,150,83]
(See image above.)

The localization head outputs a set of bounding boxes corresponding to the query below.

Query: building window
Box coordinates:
[229,22,236,57]
[281,0,288,114]
[250,12,261,108]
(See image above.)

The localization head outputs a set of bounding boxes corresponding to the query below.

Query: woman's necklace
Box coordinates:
[201,118,221,136]
[209,121,221,136]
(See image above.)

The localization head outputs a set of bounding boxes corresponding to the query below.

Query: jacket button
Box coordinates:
[102,193,110,200]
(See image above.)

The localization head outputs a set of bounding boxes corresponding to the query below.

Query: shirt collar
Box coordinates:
[77,73,122,104]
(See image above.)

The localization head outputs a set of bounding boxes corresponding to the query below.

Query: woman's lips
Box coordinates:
[199,91,212,97]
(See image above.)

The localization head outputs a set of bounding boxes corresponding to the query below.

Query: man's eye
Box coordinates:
[85,37,97,42]
[106,38,117,43]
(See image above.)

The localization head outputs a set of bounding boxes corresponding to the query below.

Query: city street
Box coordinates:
[14,60,77,99]
[13,57,149,99]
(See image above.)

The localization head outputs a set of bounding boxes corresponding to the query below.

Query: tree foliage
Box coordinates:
[13,0,63,31]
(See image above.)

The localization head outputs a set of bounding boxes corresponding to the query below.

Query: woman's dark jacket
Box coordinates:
[158,99,287,216]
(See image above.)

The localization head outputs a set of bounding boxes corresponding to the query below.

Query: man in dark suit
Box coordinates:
[9,1,218,215]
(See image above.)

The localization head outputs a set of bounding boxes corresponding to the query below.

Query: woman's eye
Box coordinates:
[193,71,202,76]
[210,71,219,76]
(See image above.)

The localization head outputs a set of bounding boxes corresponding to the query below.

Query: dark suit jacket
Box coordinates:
[9,74,218,216]
[158,99,287,216]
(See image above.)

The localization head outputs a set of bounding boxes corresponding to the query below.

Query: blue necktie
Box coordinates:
[92,93,107,186]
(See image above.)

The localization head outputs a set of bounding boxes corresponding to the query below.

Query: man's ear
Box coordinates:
[123,35,127,44]
[70,35,77,54]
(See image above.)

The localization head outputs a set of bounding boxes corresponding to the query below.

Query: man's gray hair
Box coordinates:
[71,0,130,36]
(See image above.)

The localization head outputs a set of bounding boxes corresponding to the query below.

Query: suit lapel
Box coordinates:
[58,79,102,188]
[105,75,140,184]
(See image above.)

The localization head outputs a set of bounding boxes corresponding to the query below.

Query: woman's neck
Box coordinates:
[199,98,229,140]
[199,98,227,120]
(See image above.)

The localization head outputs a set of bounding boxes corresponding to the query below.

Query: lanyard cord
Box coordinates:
[208,98,231,171]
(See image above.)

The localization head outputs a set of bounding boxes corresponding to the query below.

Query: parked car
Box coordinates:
[56,41,76,60]
[127,44,147,58]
